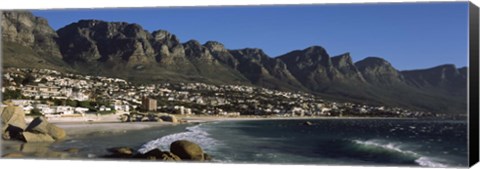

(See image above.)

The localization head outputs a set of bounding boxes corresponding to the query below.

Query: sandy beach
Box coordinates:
[56,121,176,138]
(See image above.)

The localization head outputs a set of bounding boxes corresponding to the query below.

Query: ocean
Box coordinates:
[52,119,468,167]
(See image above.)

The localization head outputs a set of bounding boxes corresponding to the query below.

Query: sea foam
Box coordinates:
[352,139,447,168]
[137,124,218,154]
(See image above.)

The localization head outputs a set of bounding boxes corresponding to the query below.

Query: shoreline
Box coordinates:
[55,121,176,139]
[179,115,418,123]
[12,115,424,140]
[2,115,433,143]
[1,115,467,167]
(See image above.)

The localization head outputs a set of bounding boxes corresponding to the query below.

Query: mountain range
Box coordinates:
[1,11,467,114]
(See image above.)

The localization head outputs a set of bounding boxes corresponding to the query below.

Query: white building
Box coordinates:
[35,104,55,115]
[74,107,89,114]
[56,106,74,115]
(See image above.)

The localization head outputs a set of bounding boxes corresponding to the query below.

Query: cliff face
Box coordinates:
[355,57,405,85]
[1,11,467,114]
[228,48,304,90]
[2,11,61,58]
[56,20,156,67]
[331,53,366,82]
[1,11,68,70]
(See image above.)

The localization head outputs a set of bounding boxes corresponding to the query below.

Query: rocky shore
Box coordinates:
[1,103,66,143]
[103,140,212,161]
[1,103,210,161]
[1,102,70,158]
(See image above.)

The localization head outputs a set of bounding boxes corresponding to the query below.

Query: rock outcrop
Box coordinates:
[1,11,62,58]
[355,57,405,85]
[57,20,156,67]
[25,116,66,140]
[1,103,27,140]
[229,48,305,90]
[279,46,336,90]
[170,140,204,161]
[21,132,55,142]
[135,149,181,161]
[1,104,66,143]
[1,11,69,70]
[104,140,210,161]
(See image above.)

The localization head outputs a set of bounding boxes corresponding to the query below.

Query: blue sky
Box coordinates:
[32,2,469,70]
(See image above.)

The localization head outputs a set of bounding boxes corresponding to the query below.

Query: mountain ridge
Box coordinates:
[1,11,467,114]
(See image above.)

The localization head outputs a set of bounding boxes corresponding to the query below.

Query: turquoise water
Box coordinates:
[139,119,468,167]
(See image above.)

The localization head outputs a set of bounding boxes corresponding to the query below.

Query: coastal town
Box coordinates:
[1,67,436,121]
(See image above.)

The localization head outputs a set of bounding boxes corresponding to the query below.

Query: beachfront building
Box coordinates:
[35,104,55,115]
[142,97,157,112]
[74,107,89,115]
[56,106,74,115]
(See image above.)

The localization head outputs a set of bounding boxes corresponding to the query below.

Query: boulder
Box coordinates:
[160,115,178,123]
[1,105,29,140]
[135,148,162,159]
[3,125,24,140]
[2,131,11,140]
[1,105,27,130]
[203,153,212,161]
[22,132,55,142]
[136,149,181,161]
[105,147,134,158]
[25,116,66,140]
[170,140,204,161]
[46,123,66,140]
[26,117,49,134]
[160,151,182,161]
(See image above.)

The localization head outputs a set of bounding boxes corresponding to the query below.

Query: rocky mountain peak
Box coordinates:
[354,57,391,69]
[150,29,181,53]
[304,45,328,54]
[331,53,353,67]
[203,41,227,52]
[183,39,202,47]
[354,57,404,84]
[230,48,269,62]
[2,11,61,58]
[152,30,179,42]
[279,45,331,68]
[56,19,155,65]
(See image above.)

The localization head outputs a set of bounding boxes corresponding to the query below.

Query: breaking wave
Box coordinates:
[137,124,218,154]
[352,139,447,168]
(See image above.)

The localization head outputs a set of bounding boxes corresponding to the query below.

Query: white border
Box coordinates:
[1,0,479,169]
[0,0,473,10]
